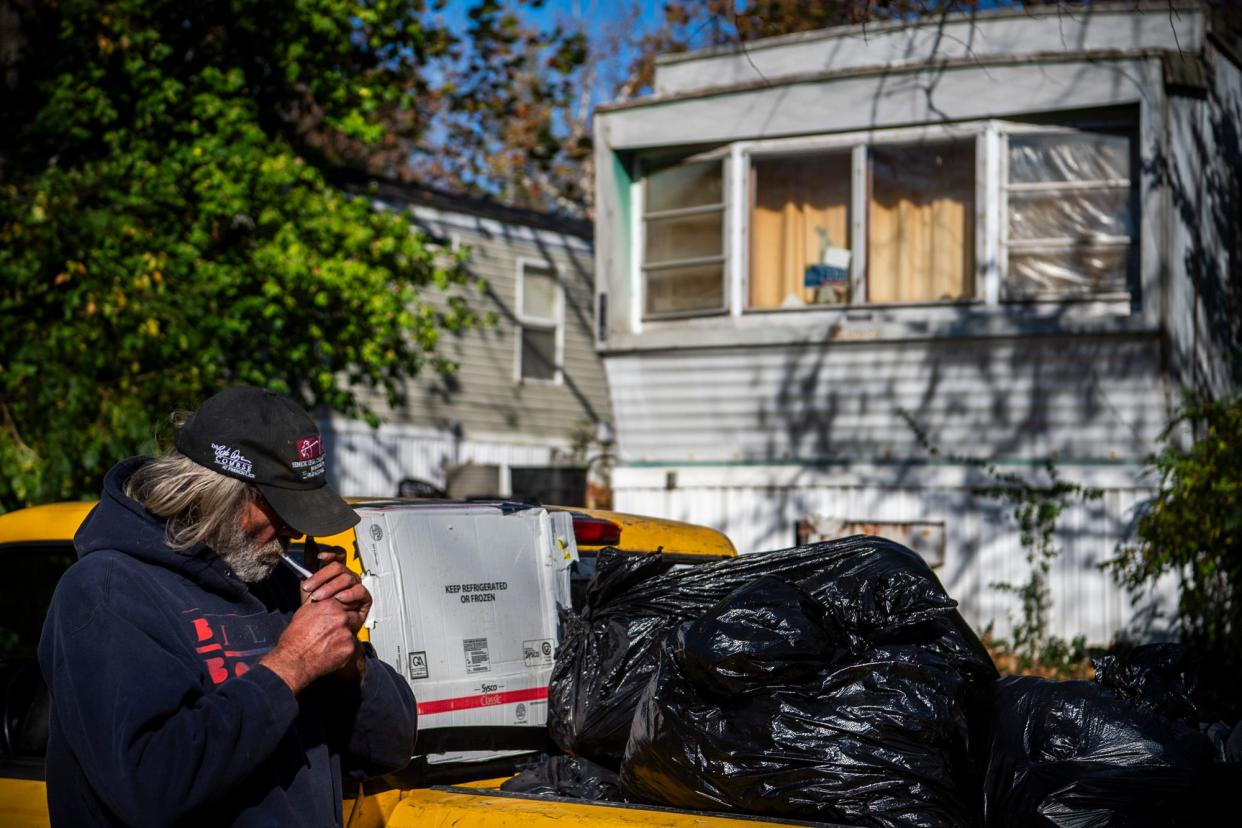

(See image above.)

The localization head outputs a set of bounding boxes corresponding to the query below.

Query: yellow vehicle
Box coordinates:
[0,499,787,828]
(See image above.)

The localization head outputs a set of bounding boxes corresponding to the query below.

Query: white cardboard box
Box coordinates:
[354,503,577,764]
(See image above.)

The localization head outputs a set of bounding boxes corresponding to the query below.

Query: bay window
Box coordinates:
[635,116,1137,319]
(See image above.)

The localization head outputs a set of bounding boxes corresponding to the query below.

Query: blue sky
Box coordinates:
[433,0,668,105]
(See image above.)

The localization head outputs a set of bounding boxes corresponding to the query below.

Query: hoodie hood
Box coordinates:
[74,457,249,600]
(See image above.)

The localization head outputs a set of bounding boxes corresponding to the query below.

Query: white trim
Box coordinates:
[1008,236,1133,250]
[980,122,1002,305]
[728,145,747,317]
[742,120,987,156]
[1008,179,1132,193]
[514,257,564,385]
[850,143,868,304]
[630,170,644,334]
[644,204,724,219]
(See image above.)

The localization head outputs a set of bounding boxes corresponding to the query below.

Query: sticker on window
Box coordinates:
[463,638,491,674]
[408,650,429,680]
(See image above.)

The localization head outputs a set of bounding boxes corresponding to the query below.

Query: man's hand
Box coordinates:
[259,600,361,695]
[299,561,371,633]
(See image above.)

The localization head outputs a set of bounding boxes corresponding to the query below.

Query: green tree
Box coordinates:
[1109,394,1242,684]
[0,0,590,511]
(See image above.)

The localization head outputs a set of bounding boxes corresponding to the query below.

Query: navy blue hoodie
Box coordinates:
[38,458,418,827]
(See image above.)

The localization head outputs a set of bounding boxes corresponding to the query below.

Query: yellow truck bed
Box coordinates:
[346,782,832,828]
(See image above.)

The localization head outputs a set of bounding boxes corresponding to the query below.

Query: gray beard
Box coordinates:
[210,519,287,584]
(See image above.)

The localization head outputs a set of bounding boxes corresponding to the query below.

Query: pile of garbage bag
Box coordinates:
[534,537,1226,826]
[1092,641,1199,724]
[974,674,1212,827]
[549,538,996,825]
[549,538,994,766]
[621,575,986,826]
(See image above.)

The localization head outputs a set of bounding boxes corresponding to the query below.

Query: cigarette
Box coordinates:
[280,553,315,580]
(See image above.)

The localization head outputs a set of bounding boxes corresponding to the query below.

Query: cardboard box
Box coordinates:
[354,503,577,765]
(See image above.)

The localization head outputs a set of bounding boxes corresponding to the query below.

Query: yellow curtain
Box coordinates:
[749,155,851,309]
[868,143,975,303]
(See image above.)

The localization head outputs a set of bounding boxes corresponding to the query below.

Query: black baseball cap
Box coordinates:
[175,386,359,537]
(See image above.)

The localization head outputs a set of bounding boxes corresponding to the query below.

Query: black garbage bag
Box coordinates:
[549,538,995,766]
[500,755,622,801]
[976,675,1212,828]
[1093,642,1199,725]
[620,576,981,828]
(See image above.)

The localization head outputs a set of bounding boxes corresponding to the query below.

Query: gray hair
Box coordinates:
[124,449,256,551]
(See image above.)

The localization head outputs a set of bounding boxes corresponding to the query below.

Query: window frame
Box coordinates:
[637,154,731,321]
[514,257,565,386]
[632,116,1139,320]
[998,122,1138,301]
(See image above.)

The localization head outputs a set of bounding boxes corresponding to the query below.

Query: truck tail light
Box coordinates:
[572,515,622,546]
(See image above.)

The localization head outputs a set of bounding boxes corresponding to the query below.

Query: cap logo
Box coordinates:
[211,443,255,479]
[291,435,326,480]
[296,437,322,461]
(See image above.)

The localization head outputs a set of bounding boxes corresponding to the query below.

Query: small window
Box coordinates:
[1004,130,1135,296]
[516,261,562,383]
[749,152,852,309]
[642,159,726,316]
[868,141,976,303]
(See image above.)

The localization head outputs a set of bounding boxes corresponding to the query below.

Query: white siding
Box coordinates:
[606,335,1170,464]
[1166,41,1242,397]
[604,331,1176,644]
[323,418,567,498]
[613,474,1176,646]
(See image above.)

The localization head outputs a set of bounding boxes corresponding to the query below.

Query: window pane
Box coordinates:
[645,262,724,315]
[868,142,975,303]
[750,153,852,309]
[645,160,723,213]
[521,326,557,380]
[1009,132,1130,183]
[1008,247,1130,295]
[1006,129,1136,297]
[644,211,723,265]
[1008,188,1132,240]
[522,264,558,319]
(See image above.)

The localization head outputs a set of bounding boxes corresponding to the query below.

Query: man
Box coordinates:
[39,386,418,826]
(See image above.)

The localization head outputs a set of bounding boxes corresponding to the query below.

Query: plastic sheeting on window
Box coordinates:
[1005,130,1134,297]
[1008,188,1132,241]
[1008,246,1130,295]
[1008,133,1130,184]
